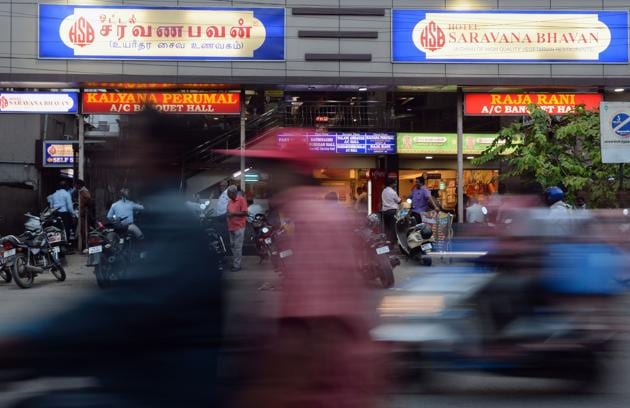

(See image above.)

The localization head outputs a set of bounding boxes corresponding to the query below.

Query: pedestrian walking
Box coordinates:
[75,179,93,251]
[47,180,75,250]
[381,178,400,244]
[409,176,440,224]
[227,185,248,271]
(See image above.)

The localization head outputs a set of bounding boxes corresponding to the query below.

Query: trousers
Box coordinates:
[229,228,245,269]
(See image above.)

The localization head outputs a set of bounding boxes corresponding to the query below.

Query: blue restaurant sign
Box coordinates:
[392,9,629,63]
[39,4,285,61]
[278,132,396,155]
[43,141,75,168]
[0,92,78,114]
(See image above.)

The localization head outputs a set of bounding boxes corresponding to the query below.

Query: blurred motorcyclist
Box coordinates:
[107,188,145,239]
[545,186,571,213]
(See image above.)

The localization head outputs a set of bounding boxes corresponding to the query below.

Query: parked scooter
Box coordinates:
[0,236,16,283]
[395,199,435,265]
[355,213,400,288]
[8,214,66,288]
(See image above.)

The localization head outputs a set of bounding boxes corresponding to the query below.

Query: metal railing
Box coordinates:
[282,100,393,130]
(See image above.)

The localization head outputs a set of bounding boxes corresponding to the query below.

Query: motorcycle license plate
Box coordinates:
[264,238,272,245]
[119,238,125,244]
[88,245,103,254]
[3,248,15,258]
[52,246,60,254]
[48,233,62,243]
[421,243,433,252]
[376,246,390,255]
[279,249,293,259]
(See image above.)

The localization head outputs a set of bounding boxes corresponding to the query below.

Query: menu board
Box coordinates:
[278,132,396,154]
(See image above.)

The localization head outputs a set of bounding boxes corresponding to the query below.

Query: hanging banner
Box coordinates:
[397,133,501,155]
[39,4,285,61]
[600,102,630,164]
[392,9,629,63]
[82,92,241,114]
[43,141,75,167]
[465,93,603,116]
[0,92,78,114]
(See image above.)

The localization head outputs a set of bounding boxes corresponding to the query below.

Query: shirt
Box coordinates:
[410,186,431,214]
[107,199,144,225]
[381,187,400,211]
[466,203,486,223]
[216,189,229,216]
[227,195,248,231]
[48,189,73,213]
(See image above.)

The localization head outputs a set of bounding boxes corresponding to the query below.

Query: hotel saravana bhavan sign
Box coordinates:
[392,10,629,63]
[38,4,285,61]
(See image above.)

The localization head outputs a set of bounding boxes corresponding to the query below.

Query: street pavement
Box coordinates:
[1,255,630,407]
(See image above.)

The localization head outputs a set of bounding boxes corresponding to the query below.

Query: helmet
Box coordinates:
[366,213,380,228]
[545,186,565,205]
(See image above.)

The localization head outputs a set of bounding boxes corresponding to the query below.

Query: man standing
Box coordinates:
[354,186,368,213]
[216,180,229,217]
[381,178,401,244]
[75,179,92,251]
[466,196,486,223]
[409,176,440,223]
[226,185,248,271]
[48,180,75,247]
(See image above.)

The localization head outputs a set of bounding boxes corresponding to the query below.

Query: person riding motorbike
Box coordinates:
[408,176,442,224]
[107,188,145,240]
[47,179,75,249]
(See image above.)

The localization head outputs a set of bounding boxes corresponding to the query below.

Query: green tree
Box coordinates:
[474,105,621,208]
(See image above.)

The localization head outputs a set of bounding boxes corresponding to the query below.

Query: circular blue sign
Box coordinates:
[612,113,630,137]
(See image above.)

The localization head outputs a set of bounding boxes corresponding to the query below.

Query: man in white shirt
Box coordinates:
[466,197,486,224]
[381,178,401,244]
[216,180,229,216]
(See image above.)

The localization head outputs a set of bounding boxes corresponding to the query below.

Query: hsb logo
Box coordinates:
[68,17,95,47]
[419,21,445,52]
[0,96,7,110]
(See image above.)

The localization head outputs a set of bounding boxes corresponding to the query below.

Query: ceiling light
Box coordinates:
[358,87,368,92]
[614,88,625,93]
[467,156,474,160]
[425,156,433,160]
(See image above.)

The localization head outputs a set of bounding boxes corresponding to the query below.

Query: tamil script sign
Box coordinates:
[43,141,75,167]
[392,10,629,63]
[39,5,285,61]
[0,92,78,114]
[397,133,500,155]
[278,133,396,154]
[82,92,241,114]
[600,102,630,164]
[465,93,603,116]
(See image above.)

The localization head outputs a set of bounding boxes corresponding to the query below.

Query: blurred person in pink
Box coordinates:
[219,130,385,407]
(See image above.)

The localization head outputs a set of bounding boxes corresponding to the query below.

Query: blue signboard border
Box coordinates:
[42,140,76,168]
[0,92,79,114]
[392,9,630,64]
[38,4,286,61]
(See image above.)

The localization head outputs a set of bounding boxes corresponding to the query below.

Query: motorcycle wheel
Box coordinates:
[94,262,111,289]
[378,258,395,289]
[50,262,66,282]
[1,266,12,283]
[11,254,34,289]
[421,257,433,267]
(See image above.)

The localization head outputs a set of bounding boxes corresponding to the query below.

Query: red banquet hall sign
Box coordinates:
[82,92,241,114]
[464,93,603,116]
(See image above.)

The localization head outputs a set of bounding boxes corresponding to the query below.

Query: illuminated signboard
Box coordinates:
[43,141,75,167]
[465,93,603,116]
[397,133,501,155]
[0,92,78,114]
[278,133,396,155]
[392,10,629,63]
[82,92,240,114]
[38,5,285,61]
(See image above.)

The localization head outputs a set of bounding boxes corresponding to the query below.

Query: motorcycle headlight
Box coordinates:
[262,227,270,234]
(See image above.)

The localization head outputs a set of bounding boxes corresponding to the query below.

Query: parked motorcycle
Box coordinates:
[198,202,229,271]
[9,214,66,288]
[395,199,435,266]
[355,214,400,288]
[0,236,16,283]
[87,217,137,289]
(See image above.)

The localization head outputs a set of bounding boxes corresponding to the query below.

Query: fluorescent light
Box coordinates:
[467,156,474,160]
[425,156,433,160]
[358,87,368,92]
[614,88,625,93]
[232,167,251,178]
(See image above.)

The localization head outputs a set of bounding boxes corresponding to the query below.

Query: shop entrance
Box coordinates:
[399,169,499,212]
